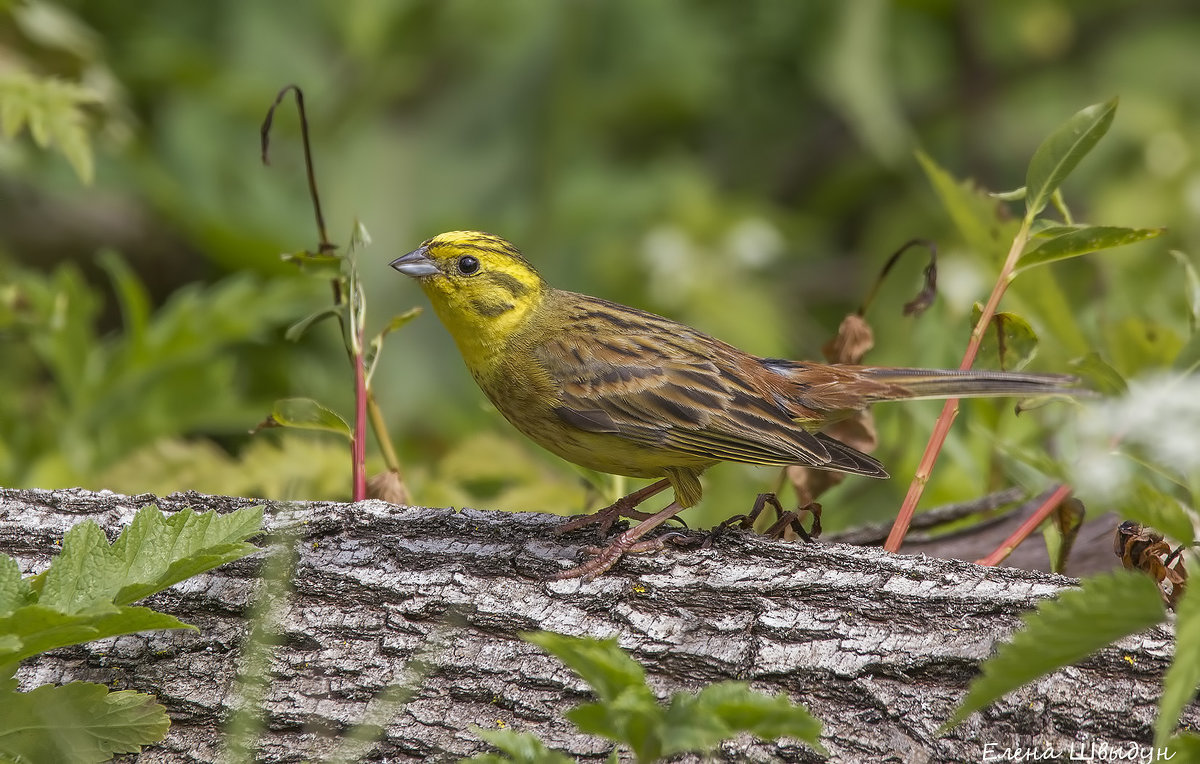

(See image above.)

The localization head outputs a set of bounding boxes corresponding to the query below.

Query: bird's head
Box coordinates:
[391,231,547,361]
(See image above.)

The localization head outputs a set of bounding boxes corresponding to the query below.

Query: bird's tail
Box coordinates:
[854,367,1081,402]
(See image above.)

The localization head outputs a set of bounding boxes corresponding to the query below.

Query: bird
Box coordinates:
[391,230,1077,579]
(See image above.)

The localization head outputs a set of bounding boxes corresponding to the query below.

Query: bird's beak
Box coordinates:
[390,246,441,278]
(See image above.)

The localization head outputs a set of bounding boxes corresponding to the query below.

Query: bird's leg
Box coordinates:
[549,500,686,580]
[762,500,822,542]
[553,478,672,535]
[703,494,822,548]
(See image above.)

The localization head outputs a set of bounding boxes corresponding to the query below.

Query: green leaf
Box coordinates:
[266,397,352,440]
[1104,318,1184,377]
[1158,583,1200,744]
[38,506,262,614]
[1025,98,1118,218]
[39,520,124,614]
[663,682,824,757]
[0,71,99,184]
[1171,251,1200,336]
[108,505,263,605]
[1174,333,1200,376]
[947,571,1165,727]
[285,306,342,342]
[520,633,648,703]
[990,187,1026,202]
[465,727,574,764]
[1068,353,1127,396]
[971,305,1038,371]
[280,249,342,268]
[0,682,168,762]
[1164,734,1200,758]
[0,556,31,616]
[380,307,423,339]
[565,691,663,764]
[1121,481,1196,546]
[0,604,191,665]
[96,251,152,361]
[916,151,1016,261]
[1016,225,1164,273]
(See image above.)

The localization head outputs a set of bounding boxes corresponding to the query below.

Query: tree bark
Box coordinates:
[1,487,1188,763]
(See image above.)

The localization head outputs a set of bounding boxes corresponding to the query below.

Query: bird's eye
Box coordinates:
[457,255,480,275]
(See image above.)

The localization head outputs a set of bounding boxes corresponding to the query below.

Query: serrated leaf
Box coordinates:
[1158,582,1200,744]
[0,682,168,762]
[520,633,649,703]
[1016,225,1164,273]
[971,305,1038,371]
[1025,98,1118,218]
[285,306,342,342]
[115,543,258,605]
[947,571,1165,728]
[467,727,574,764]
[1068,353,1127,396]
[916,151,1015,261]
[0,604,190,665]
[39,521,123,614]
[0,72,99,184]
[1122,481,1196,547]
[267,397,352,439]
[38,506,262,614]
[663,682,824,756]
[0,556,31,616]
[108,505,263,605]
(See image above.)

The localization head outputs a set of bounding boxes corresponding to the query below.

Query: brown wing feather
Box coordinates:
[535,294,886,477]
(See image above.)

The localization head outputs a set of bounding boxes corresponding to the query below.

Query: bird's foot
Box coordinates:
[553,478,672,536]
[547,500,686,580]
[705,493,822,547]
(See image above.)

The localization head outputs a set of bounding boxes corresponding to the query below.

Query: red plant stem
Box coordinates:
[975,483,1073,567]
[352,342,368,502]
[885,220,1031,553]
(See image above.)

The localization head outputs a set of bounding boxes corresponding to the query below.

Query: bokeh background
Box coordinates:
[2,0,1197,531]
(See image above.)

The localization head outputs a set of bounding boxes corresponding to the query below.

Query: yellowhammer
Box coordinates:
[392,231,1074,579]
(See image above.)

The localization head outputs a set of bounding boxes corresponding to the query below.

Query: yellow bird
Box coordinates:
[392,231,1074,578]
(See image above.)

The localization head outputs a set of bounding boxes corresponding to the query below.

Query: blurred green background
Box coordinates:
[2,0,1196,531]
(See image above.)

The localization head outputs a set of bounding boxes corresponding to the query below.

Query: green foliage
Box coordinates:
[0,70,98,183]
[98,433,353,501]
[1024,98,1117,219]
[1121,482,1196,549]
[0,254,322,489]
[1018,225,1165,273]
[927,99,1200,747]
[465,632,824,763]
[417,431,589,515]
[467,729,573,764]
[261,397,352,440]
[947,571,1165,729]
[0,504,262,761]
[971,307,1038,371]
[1159,583,1200,745]
[0,683,168,764]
